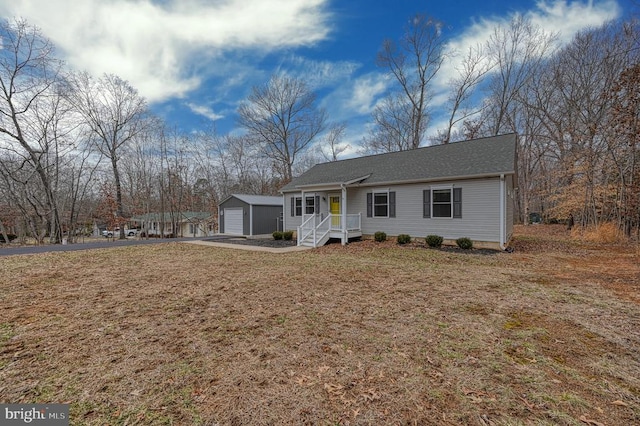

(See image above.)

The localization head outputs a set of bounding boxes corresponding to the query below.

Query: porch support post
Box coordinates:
[341,184,347,245]
[499,174,505,250]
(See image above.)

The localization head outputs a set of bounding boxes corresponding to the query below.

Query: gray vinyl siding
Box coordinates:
[283,192,329,232]
[252,205,282,235]
[353,178,502,243]
[284,176,509,244]
[283,193,301,231]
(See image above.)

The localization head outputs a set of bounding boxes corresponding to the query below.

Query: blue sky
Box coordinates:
[0,0,632,154]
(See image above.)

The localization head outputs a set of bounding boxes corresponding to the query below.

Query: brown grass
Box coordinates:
[1,225,639,425]
[570,222,625,244]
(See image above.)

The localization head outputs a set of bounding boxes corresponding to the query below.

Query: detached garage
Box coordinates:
[218,194,283,236]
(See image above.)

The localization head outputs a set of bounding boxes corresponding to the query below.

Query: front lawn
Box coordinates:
[0,226,638,425]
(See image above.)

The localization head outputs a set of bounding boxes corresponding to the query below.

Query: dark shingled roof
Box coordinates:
[281,134,517,192]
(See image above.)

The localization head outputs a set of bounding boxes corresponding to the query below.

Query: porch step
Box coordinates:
[298,231,331,248]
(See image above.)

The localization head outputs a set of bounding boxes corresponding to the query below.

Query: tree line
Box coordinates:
[0,19,329,243]
[0,11,638,244]
[365,13,639,238]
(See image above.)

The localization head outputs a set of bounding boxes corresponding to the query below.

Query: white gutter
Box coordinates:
[282,172,517,193]
[500,174,506,250]
[353,172,516,189]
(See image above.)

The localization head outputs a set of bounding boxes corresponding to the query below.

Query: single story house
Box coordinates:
[280,133,518,250]
[130,211,214,238]
[218,194,283,236]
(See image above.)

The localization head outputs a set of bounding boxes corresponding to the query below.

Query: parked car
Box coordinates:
[102,228,138,237]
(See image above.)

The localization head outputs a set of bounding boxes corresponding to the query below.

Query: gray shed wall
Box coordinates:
[252,205,283,235]
[220,197,283,235]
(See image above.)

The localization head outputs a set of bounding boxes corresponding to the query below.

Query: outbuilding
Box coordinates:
[218,194,283,236]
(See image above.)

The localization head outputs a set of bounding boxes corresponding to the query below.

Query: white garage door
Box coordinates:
[224,208,244,235]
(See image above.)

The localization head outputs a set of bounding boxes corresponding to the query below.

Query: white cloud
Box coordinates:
[427,0,622,135]
[530,0,621,44]
[312,71,390,143]
[0,0,332,102]
[185,102,224,122]
[281,55,361,90]
[439,0,621,86]
[347,73,390,115]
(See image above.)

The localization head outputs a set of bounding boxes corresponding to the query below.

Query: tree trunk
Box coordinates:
[111,155,126,240]
[0,220,10,245]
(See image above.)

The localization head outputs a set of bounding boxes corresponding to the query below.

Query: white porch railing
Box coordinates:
[329,213,362,231]
[298,214,317,246]
[298,213,362,247]
[316,215,331,241]
[347,213,361,231]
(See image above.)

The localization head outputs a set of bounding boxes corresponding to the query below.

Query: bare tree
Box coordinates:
[362,93,415,154]
[437,44,493,144]
[69,72,149,239]
[484,15,557,136]
[237,74,326,182]
[0,19,68,243]
[605,62,640,237]
[507,17,640,236]
[321,122,348,161]
[367,14,445,151]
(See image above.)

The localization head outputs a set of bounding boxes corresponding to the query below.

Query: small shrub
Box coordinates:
[397,234,411,245]
[272,231,283,240]
[456,237,473,250]
[283,230,294,241]
[374,231,387,242]
[426,234,443,248]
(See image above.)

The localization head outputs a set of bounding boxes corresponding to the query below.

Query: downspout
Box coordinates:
[282,194,286,233]
[341,183,347,245]
[500,174,506,250]
[300,190,306,246]
[249,204,253,236]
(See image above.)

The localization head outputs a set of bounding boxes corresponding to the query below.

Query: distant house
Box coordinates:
[218,194,283,236]
[280,134,518,250]
[130,211,214,238]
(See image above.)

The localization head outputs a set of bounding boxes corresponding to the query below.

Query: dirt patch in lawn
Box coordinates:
[0,225,638,425]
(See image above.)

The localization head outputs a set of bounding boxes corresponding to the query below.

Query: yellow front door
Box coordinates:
[330,195,341,228]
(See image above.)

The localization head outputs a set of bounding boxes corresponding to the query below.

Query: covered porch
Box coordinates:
[297,212,362,248]
[294,179,366,248]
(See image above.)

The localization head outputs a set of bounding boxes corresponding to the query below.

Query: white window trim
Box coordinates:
[304,195,316,215]
[431,185,454,219]
[372,189,390,218]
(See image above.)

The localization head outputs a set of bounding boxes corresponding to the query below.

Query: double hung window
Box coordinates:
[423,187,462,218]
[366,191,396,218]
